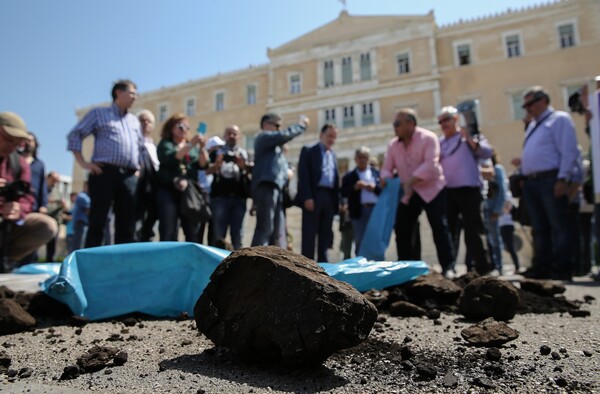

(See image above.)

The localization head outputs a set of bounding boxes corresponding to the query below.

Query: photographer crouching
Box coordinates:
[0,112,57,272]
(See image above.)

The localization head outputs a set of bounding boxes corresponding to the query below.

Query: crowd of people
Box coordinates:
[0,80,596,282]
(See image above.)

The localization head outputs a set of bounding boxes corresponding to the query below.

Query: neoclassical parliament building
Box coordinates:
[72,0,600,190]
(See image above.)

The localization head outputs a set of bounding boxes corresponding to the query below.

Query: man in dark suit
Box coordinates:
[295,124,339,262]
[341,146,382,256]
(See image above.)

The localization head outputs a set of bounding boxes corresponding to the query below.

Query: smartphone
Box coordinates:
[456,99,480,137]
[197,122,207,135]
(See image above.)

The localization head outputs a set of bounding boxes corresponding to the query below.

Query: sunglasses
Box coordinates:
[522,97,541,109]
[438,117,453,125]
[270,121,280,129]
[177,123,190,131]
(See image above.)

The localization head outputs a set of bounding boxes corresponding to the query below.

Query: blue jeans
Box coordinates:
[352,204,374,255]
[155,186,199,242]
[522,176,570,276]
[71,220,88,253]
[211,196,247,250]
[251,183,283,247]
[484,210,503,272]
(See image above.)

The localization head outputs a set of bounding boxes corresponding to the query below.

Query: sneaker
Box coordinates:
[442,270,456,279]
[489,269,501,277]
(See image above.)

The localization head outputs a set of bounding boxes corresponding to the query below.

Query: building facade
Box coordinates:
[72,0,600,191]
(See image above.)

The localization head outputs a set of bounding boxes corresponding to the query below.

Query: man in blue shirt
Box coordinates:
[251,113,308,247]
[516,86,581,280]
[295,124,339,262]
[67,80,144,247]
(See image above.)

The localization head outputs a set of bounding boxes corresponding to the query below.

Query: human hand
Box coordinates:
[299,115,310,128]
[511,158,522,167]
[554,179,568,198]
[2,201,21,221]
[304,199,315,212]
[85,162,103,175]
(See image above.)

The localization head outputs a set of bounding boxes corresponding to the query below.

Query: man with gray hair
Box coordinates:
[341,146,381,255]
[514,86,580,280]
[135,109,159,242]
[251,113,308,247]
[438,105,493,274]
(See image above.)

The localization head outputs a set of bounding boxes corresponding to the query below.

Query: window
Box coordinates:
[396,53,410,75]
[185,98,195,117]
[457,44,471,66]
[343,106,355,128]
[325,108,336,123]
[360,53,371,81]
[245,134,257,151]
[158,104,168,122]
[505,34,521,58]
[342,56,352,85]
[558,23,576,48]
[215,92,224,112]
[511,93,526,121]
[324,60,334,88]
[362,103,374,126]
[246,85,256,105]
[289,74,301,95]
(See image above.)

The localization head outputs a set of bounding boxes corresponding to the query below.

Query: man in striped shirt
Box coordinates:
[67,80,144,247]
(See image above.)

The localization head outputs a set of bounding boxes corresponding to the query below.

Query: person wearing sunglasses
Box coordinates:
[251,113,309,248]
[380,108,455,277]
[438,105,493,275]
[68,80,144,247]
[155,114,207,242]
[513,86,581,281]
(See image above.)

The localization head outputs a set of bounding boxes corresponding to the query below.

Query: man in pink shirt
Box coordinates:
[381,109,455,276]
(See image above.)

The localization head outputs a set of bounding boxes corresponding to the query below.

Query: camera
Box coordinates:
[568,91,586,114]
[456,99,481,137]
[0,180,30,202]
[220,148,237,163]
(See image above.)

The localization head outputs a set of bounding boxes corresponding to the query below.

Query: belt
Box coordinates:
[524,169,559,180]
[96,163,137,174]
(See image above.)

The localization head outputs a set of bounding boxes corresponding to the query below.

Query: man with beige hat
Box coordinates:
[0,112,57,269]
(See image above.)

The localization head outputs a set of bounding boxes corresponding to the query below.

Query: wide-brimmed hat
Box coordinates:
[0,112,28,139]
[205,136,225,151]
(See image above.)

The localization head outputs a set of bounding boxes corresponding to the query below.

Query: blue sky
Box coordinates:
[1,0,544,179]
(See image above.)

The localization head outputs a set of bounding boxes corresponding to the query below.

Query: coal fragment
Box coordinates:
[540,345,552,355]
[459,277,519,321]
[60,365,80,380]
[389,301,426,317]
[113,352,128,366]
[461,318,519,347]
[415,362,437,380]
[486,348,502,361]
[400,345,414,360]
[568,309,591,317]
[443,371,458,387]
[473,376,495,389]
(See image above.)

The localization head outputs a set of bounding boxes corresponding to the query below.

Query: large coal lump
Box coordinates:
[459,277,520,321]
[194,246,377,365]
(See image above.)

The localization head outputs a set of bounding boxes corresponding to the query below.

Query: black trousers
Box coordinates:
[446,187,491,273]
[395,189,454,272]
[301,188,336,262]
[85,165,138,248]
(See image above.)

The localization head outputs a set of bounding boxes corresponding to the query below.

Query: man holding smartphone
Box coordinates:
[207,125,249,250]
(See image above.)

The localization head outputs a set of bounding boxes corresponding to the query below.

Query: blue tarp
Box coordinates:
[358,177,403,261]
[16,242,428,321]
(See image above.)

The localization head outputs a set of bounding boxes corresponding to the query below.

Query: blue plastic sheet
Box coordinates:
[41,242,229,321]
[358,177,403,261]
[30,242,428,321]
[320,257,429,292]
